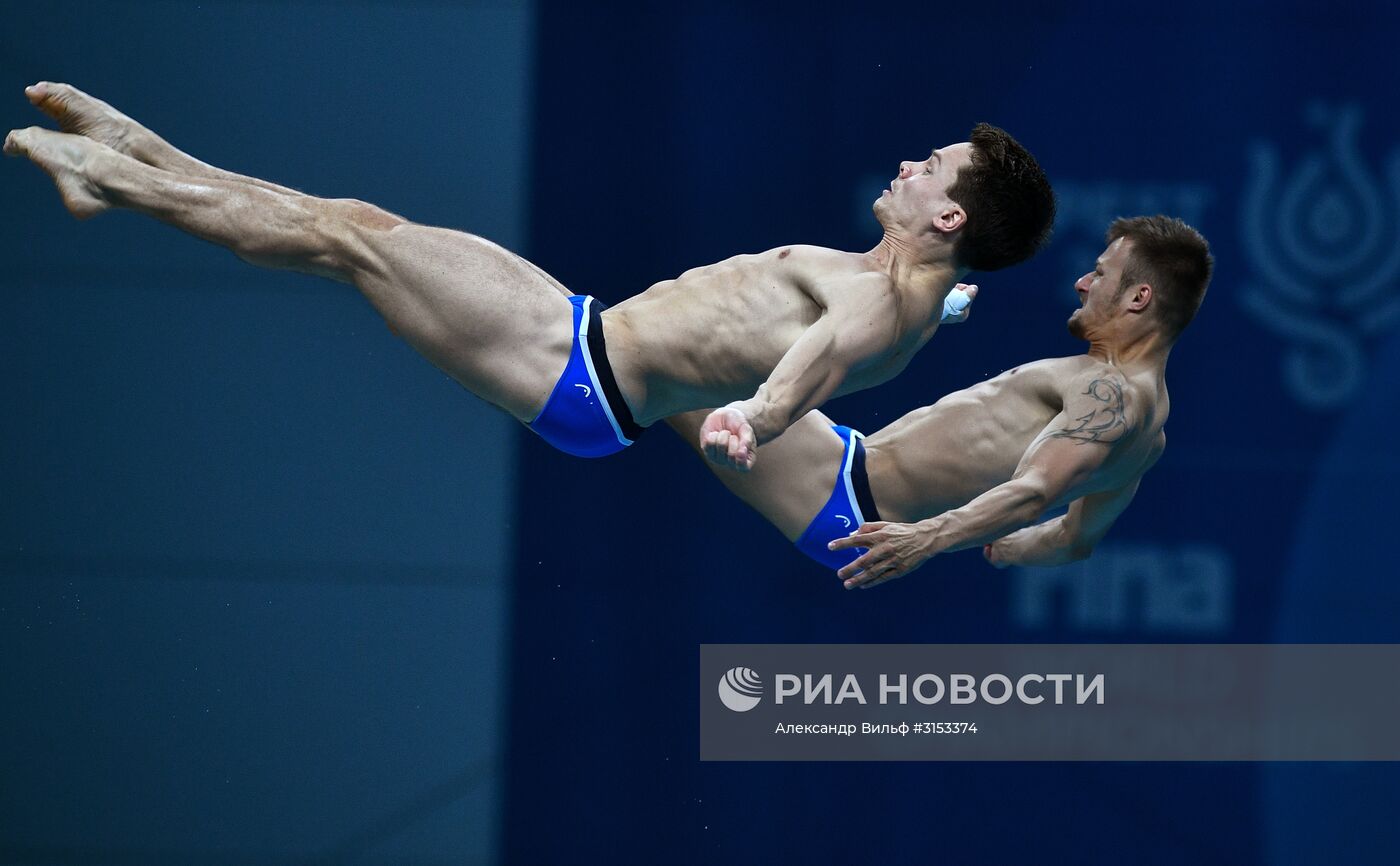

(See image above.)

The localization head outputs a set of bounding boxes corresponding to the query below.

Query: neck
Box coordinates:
[866,234,961,295]
[1084,329,1172,373]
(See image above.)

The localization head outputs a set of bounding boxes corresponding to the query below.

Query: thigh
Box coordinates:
[349,222,577,421]
[710,411,846,540]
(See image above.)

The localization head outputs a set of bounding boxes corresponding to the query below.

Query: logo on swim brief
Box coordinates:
[574,383,592,398]
[835,515,851,528]
[718,667,764,712]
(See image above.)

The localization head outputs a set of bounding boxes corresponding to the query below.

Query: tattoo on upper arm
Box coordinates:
[1049,378,1127,445]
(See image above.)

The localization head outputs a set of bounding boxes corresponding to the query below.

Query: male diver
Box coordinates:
[669,216,1212,589]
[6,83,1053,470]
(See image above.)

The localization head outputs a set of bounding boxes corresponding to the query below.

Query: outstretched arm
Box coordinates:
[700,304,888,471]
[830,369,1136,588]
[700,283,977,471]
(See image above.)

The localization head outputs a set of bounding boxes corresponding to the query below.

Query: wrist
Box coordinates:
[915,516,949,557]
[727,399,771,438]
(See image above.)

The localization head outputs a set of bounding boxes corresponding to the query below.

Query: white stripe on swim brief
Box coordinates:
[577,295,633,448]
[840,428,867,528]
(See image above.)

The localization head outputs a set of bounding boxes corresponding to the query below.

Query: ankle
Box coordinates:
[87,146,141,200]
[124,131,173,169]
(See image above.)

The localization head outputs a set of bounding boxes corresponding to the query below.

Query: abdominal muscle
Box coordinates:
[864,380,1062,523]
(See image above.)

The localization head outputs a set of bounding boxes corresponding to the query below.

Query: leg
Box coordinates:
[24,81,310,198]
[4,127,574,422]
[22,81,572,300]
[665,409,844,540]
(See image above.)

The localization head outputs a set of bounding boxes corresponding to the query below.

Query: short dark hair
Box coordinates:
[1107,215,1214,340]
[944,123,1055,272]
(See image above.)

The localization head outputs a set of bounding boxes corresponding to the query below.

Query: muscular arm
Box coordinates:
[736,310,888,442]
[984,479,1142,568]
[700,275,898,470]
[987,427,1164,567]
[830,370,1136,587]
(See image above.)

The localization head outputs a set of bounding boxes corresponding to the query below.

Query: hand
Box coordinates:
[700,406,757,471]
[829,521,937,589]
[983,541,1012,569]
[939,283,978,324]
[983,531,1033,569]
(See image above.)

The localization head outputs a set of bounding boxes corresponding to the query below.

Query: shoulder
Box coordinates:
[816,270,897,309]
[1006,355,1083,382]
[780,247,892,302]
[1062,361,1133,408]
[772,244,864,271]
[1049,363,1138,445]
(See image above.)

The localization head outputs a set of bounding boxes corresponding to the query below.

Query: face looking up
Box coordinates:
[1069,236,1142,339]
[874,141,975,238]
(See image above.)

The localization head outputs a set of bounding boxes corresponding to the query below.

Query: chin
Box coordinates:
[1067,313,1087,339]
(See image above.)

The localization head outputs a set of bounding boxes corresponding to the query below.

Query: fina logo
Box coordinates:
[718,667,764,712]
[1241,104,1400,409]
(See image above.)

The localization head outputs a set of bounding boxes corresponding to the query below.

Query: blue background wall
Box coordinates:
[2,2,534,863]
[5,1,1400,863]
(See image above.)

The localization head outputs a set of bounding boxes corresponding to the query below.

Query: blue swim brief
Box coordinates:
[529,295,646,458]
[793,425,884,571]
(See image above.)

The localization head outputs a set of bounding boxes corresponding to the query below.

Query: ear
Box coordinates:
[931,204,967,236]
[1125,283,1153,312]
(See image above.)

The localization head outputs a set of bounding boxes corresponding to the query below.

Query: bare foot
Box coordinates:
[4,127,111,220]
[25,81,157,163]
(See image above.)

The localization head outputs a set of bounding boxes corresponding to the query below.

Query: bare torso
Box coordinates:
[602,244,947,426]
[866,355,1168,522]
[673,354,1169,540]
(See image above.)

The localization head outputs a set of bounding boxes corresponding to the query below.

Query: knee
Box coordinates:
[307,198,408,279]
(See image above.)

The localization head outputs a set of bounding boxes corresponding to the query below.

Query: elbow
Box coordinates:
[1017,483,1053,522]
